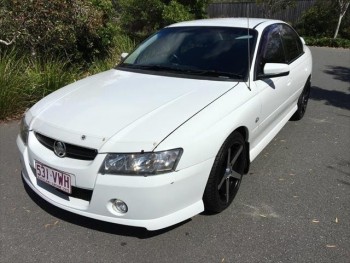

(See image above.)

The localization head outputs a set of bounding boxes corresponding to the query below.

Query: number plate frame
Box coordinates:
[35,161,72,194]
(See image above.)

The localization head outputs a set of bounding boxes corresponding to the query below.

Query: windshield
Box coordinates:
[118,26,257,81]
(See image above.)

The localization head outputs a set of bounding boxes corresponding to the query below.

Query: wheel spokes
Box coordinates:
[218,168,230,190]
[217,145,244,193]
[231,170,242,180]
[227,148,231,167]
[229,145,243,166]
[226,177,230,203]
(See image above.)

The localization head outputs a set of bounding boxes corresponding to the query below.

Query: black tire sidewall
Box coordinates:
[203,132,246,213]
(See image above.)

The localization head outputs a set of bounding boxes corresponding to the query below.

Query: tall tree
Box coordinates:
[334,0,350,39]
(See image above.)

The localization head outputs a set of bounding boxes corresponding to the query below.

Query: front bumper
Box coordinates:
[17,134,213,230]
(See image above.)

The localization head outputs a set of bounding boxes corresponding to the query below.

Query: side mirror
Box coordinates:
[258,63,290,79]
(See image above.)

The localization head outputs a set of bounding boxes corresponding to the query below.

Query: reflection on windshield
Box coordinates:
[119,27,257,80]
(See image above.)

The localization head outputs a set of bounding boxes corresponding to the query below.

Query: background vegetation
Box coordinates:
[0,0,348,120]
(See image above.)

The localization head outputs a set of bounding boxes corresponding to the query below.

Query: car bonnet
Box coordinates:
[29,69,237,152]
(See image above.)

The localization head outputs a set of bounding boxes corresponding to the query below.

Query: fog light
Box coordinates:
[112,199,128,213]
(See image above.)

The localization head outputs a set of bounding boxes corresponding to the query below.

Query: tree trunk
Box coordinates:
[334,1,350,39]
[334,14,343,39]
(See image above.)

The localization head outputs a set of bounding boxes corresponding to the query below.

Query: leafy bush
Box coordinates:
[163,1,195,25]
[89,34,136,74]
[117,0,165,41]
[0,0,117,62]
[304,37,350,48]
[296,0,350,39]
[117,0,209,40]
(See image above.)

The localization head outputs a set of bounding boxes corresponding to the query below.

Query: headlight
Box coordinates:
[100,148,183,175]
[20,117,29,145]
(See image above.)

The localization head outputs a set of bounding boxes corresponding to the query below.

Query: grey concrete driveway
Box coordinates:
[1,47,349,263]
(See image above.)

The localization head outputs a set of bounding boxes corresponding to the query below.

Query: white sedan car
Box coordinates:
[18,18,312,230]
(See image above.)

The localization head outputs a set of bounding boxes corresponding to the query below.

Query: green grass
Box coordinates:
[0,51,27,120]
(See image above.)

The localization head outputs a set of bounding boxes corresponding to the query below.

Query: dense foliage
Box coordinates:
[0,0,118,62]
[295,0,350,39]
[304,37,350,49]
[116,0,209,40]
[0,0,209,60]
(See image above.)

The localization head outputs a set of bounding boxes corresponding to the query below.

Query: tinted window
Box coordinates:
[262,25,285,63]
[256,24,285,76]
[280,24,303,63]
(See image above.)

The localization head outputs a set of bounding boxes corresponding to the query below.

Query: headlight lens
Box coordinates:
[100,148,183,175]
[20,117,29,145]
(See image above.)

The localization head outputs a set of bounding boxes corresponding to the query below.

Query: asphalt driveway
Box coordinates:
[0,46,349,263]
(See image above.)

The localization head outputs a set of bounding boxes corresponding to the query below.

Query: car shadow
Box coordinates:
[22,177,190,238]
[310,86,350,110]
[324,65,350,83]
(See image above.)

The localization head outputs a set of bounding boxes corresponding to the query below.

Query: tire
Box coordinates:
[203,132,246,213]
[291,79,311,121]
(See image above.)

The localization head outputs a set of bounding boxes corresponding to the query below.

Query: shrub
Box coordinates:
[89,33,136,74]
[117,0,209,41]
[296,0,350,39]
[304,37,350,48]
[0,0,117,62]
[163,1,195,25]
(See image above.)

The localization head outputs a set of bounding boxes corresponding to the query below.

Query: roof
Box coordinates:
[168,18,283,30]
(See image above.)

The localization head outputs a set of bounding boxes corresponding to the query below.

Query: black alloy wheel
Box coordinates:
[203,132,246,213]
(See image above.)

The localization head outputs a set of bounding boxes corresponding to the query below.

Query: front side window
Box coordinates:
[119,27,258,81]
[261,25,285,64]
[256,24,285,76]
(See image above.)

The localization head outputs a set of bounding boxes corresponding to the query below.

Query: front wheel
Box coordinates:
[203,132,246,213]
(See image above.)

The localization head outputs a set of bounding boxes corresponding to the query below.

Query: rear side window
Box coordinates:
[280,24,303,63]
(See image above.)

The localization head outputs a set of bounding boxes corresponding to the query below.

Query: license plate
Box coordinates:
[35,161,72,194]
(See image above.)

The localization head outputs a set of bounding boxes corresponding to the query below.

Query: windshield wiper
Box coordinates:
[189,69,243,80]
[119,64,243,80]
[120,64,176,71]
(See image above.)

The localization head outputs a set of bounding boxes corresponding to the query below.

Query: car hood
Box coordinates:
[29,69,237,152]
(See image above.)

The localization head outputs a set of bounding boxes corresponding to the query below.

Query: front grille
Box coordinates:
[35,132,98,161]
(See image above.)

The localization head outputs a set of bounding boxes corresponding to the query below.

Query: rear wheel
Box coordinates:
[291,79,311,121]
[203,132,246,213]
